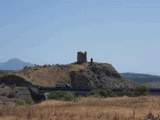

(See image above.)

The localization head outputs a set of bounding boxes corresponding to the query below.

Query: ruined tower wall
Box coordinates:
[77,51,87,64]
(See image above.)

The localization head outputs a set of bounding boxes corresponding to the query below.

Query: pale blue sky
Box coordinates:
[0,0,160,74]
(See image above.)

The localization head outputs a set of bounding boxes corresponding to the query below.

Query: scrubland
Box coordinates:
[0,96,159,120]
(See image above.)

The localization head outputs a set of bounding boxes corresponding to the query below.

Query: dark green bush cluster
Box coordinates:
[47,87,147,101]
[88,86,148,98]
[47,91,76,101]
[115,89,134,97]
[16,99,25,106]
[89,89,115,97]
[134,86,148,96]
[15,99,33,106]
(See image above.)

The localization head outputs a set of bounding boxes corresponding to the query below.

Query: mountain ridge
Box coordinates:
[0,58,33,70]
[122,72,160,88]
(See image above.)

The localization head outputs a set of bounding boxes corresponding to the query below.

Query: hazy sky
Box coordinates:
[0,0,160,75]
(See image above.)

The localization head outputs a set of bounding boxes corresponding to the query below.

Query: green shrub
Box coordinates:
[15,99,33,106]
[24,99,33,105]
[89,89,115,97]
[115,89,135,97]
[134,86,148,96]
[47,91,76,101]
[89,87,147,98]
[15,99,25,106]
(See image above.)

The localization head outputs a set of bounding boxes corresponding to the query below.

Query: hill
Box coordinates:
[16,62,135,89]
[0,58,33,70]
[122,73,160,88]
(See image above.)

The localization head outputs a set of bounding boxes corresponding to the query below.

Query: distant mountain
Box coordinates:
[0,58,33,70]
[122,73,160,88]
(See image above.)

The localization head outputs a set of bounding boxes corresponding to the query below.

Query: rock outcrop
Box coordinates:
[70,63,134,89]
[0,75,33,87]
[17,62,135,89]
[0,62,136,103]
[0,75,34,104]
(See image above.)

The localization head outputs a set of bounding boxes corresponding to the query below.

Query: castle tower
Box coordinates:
[77,51,87,64]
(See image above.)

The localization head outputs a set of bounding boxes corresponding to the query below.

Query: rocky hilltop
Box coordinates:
[70,63,134,89]
[0,52,136,90]
[16,62,135,89]
[0,52,136,104]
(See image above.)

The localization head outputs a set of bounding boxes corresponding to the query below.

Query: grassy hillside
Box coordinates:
[15,63,135,89]
[122,73,160,88]
[17,63,87,86]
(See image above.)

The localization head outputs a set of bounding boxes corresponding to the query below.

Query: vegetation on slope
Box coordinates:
[70,63,135,89]
[16,62,135,89]
[122,73,160,88]
[17,64,87,86]
[47,91,76,101]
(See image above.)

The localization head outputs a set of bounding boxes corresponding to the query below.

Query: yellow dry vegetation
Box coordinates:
[0,96,160,120]
[17,64,87,86]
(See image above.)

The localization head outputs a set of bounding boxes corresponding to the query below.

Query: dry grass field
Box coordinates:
[0,96,160,120]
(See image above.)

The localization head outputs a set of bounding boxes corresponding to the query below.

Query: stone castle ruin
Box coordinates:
[77,51,87,64]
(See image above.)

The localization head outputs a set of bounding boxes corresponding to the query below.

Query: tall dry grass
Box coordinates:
[0,96,160,120]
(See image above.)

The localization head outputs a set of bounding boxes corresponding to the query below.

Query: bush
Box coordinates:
[89,89,115,97]
[15,99,25,106]
[15,99,33,106]
[24,99,33,105]
[115,89,135,97]
[134,86,148,96]
[47,91,76,101]
[88,87,148,98]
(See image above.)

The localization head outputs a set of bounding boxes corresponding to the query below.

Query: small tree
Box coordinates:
[47,91,76,101]
[89,89,115,97]
[134,86,148,96]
